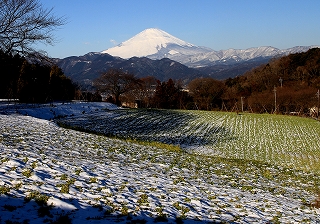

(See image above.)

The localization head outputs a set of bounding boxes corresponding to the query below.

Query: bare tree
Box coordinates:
[0,0,65,56]
[188,77,224,110]
[130,76,157,108]
[94,69,142,106]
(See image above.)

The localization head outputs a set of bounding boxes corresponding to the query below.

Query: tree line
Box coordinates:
[2,44,319,115]
[95,48,320,116]
[1,46,319,115]
[94,71,231,111]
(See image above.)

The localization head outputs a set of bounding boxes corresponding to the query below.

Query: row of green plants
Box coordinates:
[58,109,320,174]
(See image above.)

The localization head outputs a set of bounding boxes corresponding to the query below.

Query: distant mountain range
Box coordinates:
[102,28,319,67]
[56,28,319,84]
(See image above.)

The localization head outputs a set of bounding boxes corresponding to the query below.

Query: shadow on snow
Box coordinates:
[0,195,223,224]
[57,109,236,149]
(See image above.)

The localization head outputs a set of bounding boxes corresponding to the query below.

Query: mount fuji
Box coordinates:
[102,28,211,60]
[102,28,319,68]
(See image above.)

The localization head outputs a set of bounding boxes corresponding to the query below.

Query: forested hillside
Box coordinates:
[222,48,320,114]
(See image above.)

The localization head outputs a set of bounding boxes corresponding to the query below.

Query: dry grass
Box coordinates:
[311,193,320,208]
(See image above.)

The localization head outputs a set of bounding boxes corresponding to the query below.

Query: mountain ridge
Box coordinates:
[55,52,205,85]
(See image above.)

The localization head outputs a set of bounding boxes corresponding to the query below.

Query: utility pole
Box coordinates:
[316,89,320,119]
[241,97,245,112]
[279,77,283,88]
[273,86,277,113]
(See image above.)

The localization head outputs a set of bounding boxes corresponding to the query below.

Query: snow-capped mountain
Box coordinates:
[102,28,211,60]
[169,46,281,67]
[102,28,319,68]
[180,45,320,67]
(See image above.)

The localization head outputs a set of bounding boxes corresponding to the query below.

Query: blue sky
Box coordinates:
[39,0,320,58]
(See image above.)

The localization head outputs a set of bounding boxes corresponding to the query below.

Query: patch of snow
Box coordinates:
[0,102,119,120]
[168,50,179,55]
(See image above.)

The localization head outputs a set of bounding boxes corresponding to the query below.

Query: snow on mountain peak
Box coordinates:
[102,28,195,59]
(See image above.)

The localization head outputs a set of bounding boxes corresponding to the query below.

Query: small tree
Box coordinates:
[133,76,158,108]
[152,79,182,109]
[94,69,141,106]
[0,50,24,99]
[49,65,75,101]
[188,77,224,110]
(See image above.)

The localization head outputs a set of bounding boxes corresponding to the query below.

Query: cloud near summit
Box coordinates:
[110,39,118,46]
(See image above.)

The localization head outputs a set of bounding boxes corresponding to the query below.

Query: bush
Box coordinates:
[21,169,32,178]
[0,185,10,195]
[25,191,49,206]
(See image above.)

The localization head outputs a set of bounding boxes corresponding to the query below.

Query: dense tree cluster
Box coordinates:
[0,50,76,102]
[94,70,193,109]
[151,79,191,109]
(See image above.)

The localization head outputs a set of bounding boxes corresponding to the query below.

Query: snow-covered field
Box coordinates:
[0,103,320,223]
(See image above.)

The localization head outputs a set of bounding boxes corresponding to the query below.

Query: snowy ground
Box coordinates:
[0,103,320,223]
[0,101,119,120]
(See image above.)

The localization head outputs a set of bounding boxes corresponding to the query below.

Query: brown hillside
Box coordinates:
[223,48,320,114]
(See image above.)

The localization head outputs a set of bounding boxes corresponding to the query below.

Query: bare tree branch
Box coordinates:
[0,0,66,57]
[94,69,142,106]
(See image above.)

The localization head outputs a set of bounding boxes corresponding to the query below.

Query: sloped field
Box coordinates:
[1,114,320,223]
[58,109,320,174]
[1,103,320,223]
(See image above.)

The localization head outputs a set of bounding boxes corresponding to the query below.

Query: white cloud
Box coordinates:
[110,39,118,46]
